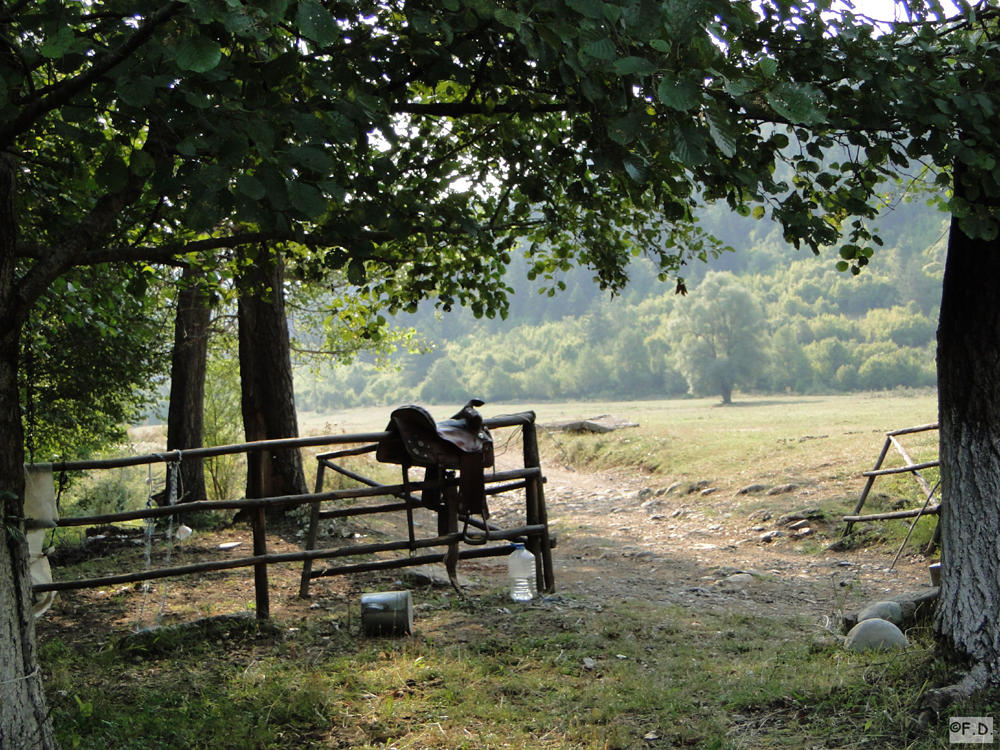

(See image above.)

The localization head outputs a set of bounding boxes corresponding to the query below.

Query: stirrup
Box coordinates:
[461,514,490,545]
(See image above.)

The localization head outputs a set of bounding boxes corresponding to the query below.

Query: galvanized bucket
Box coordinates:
[360,591,413,636]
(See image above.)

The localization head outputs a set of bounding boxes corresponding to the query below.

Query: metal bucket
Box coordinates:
[361,591,413,636]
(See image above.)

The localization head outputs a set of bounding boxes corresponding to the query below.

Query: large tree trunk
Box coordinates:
[237,246,307,500]
[164,265,211,504]
[0,156,57,748]
[935,211,1000,667]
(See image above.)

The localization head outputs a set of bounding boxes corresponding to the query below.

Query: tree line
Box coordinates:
[299,199,947,408]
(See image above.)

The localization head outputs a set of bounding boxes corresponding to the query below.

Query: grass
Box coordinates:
[40,393,995,750]
[41,592,996,750]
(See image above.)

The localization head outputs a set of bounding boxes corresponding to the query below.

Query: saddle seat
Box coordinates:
[376,399,494,518]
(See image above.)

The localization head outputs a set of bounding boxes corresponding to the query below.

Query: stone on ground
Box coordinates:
[844,618,909,652]
[857,600,905,626]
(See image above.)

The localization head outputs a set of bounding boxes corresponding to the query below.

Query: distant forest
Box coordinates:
[293,195,947,410]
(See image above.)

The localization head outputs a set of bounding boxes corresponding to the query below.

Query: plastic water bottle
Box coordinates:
[507,543,536,602]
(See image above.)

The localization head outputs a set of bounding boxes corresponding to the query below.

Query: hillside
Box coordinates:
[294,195,948,411]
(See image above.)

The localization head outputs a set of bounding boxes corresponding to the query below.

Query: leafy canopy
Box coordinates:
[5,0,1000,324]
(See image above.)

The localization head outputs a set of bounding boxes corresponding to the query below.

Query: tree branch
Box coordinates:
[390,101,568,117]
[1,1,185,146]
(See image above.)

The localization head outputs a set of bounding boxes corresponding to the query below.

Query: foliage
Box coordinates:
[307,213,944,408]
[21,267,170,462]
[670,272,770,404]
[202,330,245,502]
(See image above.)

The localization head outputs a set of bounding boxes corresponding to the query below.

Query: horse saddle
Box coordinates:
[376,400,494,518]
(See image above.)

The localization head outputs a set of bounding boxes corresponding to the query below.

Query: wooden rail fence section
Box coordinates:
[30,411,553,620]
[842,422,940,548]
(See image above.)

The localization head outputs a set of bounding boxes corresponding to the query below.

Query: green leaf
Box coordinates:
[724,77,752,98]
[623,155,649,183]
[706,107,736,157]
[657,75,700,111]
[758,57,778,78]
[129,151,155,177]
[176,35,223,73]
[289,145,335,172]
[672,126,707,165]
[614,56,658,76]
[236,173,267,200]
[582,37,616,61]
[752,206,766,219]
[95,155,128,191]
[117,76,156,107]
[494,8,522,29]
[836,260,850,272]
[567,0,604,18]
[287,181,328,218]
[347,258,367,285]
[607,108,645,146]
[766,82,825,125]
[39,26,75,59]
[297,0,340,46]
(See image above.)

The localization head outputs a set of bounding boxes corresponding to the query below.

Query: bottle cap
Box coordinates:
[511,542,525,549]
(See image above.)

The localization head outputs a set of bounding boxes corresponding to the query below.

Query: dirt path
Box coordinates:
[486,461,933,625]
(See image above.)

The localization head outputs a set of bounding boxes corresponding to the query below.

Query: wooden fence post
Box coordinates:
[252,507,270,619]
[522,413,554,594]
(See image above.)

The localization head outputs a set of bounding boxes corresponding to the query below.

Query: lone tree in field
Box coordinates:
[671,272,769,404]
[4,1,1000,744]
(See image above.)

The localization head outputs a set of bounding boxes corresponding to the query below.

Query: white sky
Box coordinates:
[852,0,961,22]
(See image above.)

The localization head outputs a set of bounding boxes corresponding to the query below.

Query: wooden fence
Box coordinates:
[30,411,552,619]
[842,422,940,553]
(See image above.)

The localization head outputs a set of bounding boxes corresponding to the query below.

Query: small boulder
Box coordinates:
[844,619,909,652]
[404,564,477,589]
[736,483,767,495]
[857,601,905,626]
[766,484,798,496]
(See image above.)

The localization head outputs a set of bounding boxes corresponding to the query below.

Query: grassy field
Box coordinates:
[301,391,940,499]
[40,391,994,750]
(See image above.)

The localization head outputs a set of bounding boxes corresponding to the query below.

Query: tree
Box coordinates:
[164,265,211,504]
[770,325,814,394]
[671,272,769,404]
[935,177,1000,672]
[237,246,307,500]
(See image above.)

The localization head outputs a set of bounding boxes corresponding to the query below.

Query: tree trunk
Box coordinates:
[237,246,307,500]
[164,265,210,504]
[0,156,57,748]
[935,210,1000,668]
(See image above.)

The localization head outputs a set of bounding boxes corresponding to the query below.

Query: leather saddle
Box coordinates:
[376,399,494,524]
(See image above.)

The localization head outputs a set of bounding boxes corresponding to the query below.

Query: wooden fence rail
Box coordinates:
[30,411,552,620]
[842,422,940,547]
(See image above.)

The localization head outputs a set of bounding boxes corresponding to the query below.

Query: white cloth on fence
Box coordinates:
[25,464,58,617]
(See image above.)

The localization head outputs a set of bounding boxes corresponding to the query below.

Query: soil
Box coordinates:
[36,455,935,648]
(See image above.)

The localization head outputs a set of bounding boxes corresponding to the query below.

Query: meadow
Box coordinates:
[39,391,993,750]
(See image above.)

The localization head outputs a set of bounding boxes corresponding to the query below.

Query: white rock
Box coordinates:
[844,618,909,652]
